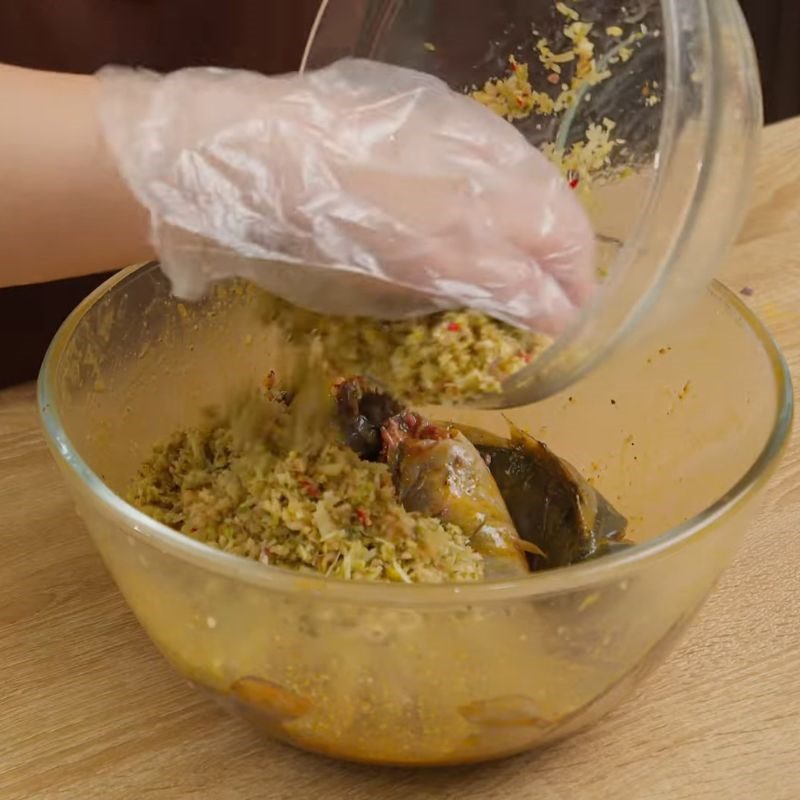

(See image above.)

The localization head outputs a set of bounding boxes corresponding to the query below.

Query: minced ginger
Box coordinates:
[258,293,549,405]
[127,384,485,583]
[470,1,655,194]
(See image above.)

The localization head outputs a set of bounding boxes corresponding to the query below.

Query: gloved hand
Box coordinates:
[98,58,596,334]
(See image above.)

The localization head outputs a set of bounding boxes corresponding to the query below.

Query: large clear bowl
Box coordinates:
[39,263,790,766]
[303,0,763,403]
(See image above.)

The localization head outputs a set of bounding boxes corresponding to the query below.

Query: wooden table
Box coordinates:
[2,120,799,800]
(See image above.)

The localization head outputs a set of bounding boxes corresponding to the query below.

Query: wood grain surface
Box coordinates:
[1,119,799,800]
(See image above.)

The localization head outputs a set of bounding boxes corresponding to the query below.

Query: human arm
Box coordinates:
[0,64,152,287]
[0,60,596,332]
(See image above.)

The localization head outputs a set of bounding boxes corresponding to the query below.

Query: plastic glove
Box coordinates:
[98,59,596,334]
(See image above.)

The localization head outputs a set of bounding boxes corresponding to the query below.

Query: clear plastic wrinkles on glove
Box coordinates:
[98,59,596,335]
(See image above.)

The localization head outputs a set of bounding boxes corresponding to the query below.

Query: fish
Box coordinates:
[333,376,402,460]
[335,379,534,578]
[380,412,537,578]
[455,423,630,568]
[335,378,630,573]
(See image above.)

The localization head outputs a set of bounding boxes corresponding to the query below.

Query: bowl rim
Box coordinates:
[38,263,794,604]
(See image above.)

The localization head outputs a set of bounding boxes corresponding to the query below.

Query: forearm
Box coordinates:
[0,65,152,288]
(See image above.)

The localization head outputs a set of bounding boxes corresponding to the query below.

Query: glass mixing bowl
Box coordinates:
[303,0,762,405]
[39,262,791,766]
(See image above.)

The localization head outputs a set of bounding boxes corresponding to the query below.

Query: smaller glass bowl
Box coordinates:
[303,0,763,406]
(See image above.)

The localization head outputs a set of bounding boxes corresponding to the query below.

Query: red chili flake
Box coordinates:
[299,477,321,499]
[416,420,453,441]
[355,507,372,527]
[402,412,420,430]
[547,73,560,85]
[447,321,461,332]
[569,177,580,189]
[516,96,525,108]
[518,350,533,364]
[510,61,518,72]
